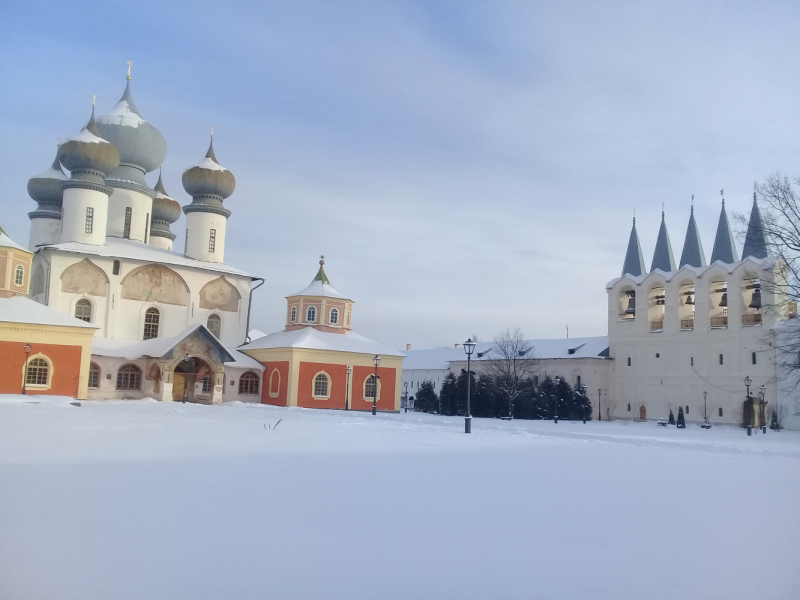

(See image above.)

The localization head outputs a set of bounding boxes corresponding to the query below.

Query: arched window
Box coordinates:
[88,362,100,388]
[346,311,350,326]
[330,308,339,324]
[74,298,92,322]
[207,314,221,339]
[143,307,160,340]
[26,357,49,386]
[290,306,297,322]
[239,371,260,395]
[269,369,280,397]
[307,306,316,322]
[313,373,329,398]
[365,374,377,400]
[14,265,24,286]
[117,364,142,390]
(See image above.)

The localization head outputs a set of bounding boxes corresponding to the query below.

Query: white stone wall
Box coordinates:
[185,212,227,264]
[107,188,153,242]
[149,234,172,251]
[28,218,61,251]
[60,187,108,245]
[607,261,780,424]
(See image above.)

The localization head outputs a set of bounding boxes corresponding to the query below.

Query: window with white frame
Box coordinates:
[143,307,160,340]
[85,207,94,234]
[75,298,92,322]
[239,371,260,395]
[313,373,329,397]
[290,306,297,322]
[365,374,377,400]
[88,362,100,388]
[26,357,49,386]
[307,306,316,322]
[330,307,339,324]
[123,207,132,239]
[117,364,142,390]
[209,229,216,253]
[207,314,221,339]
[14,265,24,286]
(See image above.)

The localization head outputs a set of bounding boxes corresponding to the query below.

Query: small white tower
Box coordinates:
[27,150,67,250]
[57,110,120,245]
[149,170,181,250]
[181,136,235,263]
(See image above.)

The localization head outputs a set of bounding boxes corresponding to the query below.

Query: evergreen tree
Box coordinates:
[473,375,497,418]
[677,406,686,428]
[668,408,675,425]
[414,381,438,414]
[439,373,457,415]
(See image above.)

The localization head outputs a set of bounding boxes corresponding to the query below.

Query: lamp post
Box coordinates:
[580,384,588,423]
[744,375,752,435]
[463,338,476,434]
[372,355,380,415]
[759,385,767,434]
[597,388,602,421]
[553,377,561,423]
[21,343,32,395]
[404,381,409,413]
[703,391,708,424]
[345,366,352,410]
[182,353,191,403]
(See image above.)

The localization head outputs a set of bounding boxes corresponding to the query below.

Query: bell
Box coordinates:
[719,292,728,308]
[625,296,636,314]
[749,289,761,309]
[685,295,694,306]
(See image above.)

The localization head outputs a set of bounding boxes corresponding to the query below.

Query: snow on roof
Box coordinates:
[226,349,265,371]
[0,295,97,329]
[403,336,609,370]
[239,326,404,357]
[32,164,68,181]
[40,236,254,279]
[289,279,349,300]
[61,128,109,145]
[91,324,236,362]
[606,256,773,289]
[184,156,228,173]
[97,100,145,128]
[248,328,268,341]
[0,229,29,253]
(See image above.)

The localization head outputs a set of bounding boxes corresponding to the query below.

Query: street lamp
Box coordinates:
[404,381,409,413]
[553,377,561,423]
[372,355,381,415]
[21,343,32,395]
[463,338,476,434]
[580,384,588,423]
[744,376,753,435]
[759,385,767,434]
[182,353,191,403]
[597,388,602,421]
[345,366,352,411]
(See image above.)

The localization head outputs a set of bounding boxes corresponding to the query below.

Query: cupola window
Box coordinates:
[85,207,94,234]
[290,306,297,322]
[307,306,316,323]
[330,308,339,324]
[14,265,24,286]
[209,229,216,253]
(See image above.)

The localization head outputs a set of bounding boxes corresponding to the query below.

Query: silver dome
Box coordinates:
[28,151,67,204]
[58,111,121,176]
[182,140,236,199]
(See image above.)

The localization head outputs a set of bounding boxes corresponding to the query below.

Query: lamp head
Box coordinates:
[23,343,31,354]
[760,385,766,395]
[373,354,381,368]
[744,375,752,387]
[703,391,707,399]
[346,366,352,375]
[184,353,191,363]
[463,338,476,356]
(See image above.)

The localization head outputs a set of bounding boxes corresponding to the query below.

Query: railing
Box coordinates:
[650,320,663,331]
[680,318,694,330]
[710,316,728,328]
[742,313,762,325]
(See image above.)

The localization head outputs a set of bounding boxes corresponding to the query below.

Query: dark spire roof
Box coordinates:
[710,200,738,263]
[205,137,218,163]
[650,211,676,272]
[86,107,100,137]
[119,80,141,115]
[741,193,768,260]
[679,204,706,268]
[622,217,647,277]
[154,169,169,197]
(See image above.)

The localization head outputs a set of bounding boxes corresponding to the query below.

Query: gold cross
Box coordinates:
[211,126,214,138]
[126,60,133,80]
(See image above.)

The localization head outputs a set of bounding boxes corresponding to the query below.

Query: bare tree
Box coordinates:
[767,403,790,431]
[733,174,799,386]
[605,398,618,421]
[484,327,538,419]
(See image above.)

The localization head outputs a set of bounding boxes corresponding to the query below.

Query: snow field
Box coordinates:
[1,396,798,600]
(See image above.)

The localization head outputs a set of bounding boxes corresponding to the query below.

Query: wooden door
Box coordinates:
[173,373,186,400]
[639,405,646,420]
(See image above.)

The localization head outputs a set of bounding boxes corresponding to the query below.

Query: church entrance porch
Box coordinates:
[172,356,216,403]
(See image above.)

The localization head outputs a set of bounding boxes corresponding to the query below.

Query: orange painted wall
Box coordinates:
[351,365,396,412]
[0,341,83,396]
[260,361,289,406]
[297,361,348,409]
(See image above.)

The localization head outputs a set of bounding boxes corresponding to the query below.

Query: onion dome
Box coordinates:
[95,80,167,189]
[182,138,236,200]
[152,171,181,224]
[57,110,120,180]
[28,151,67,206]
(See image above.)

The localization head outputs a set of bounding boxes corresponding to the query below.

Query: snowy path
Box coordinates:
[1,396,798,600]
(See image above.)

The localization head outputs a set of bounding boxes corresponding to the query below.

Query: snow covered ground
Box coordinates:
[1,396,798,600]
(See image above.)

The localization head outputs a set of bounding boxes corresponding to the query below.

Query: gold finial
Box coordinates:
[320,254,325,265]
[92,94,96,107]
[126,60,133,81]
[211,126,214,138]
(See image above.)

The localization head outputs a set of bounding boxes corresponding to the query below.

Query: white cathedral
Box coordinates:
[24,72,264,403]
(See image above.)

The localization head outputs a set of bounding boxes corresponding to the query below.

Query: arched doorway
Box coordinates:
[172,356,215,403]
[639,405,646,420]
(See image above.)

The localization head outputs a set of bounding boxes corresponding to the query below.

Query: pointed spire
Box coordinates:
[710,199,738,263]
[679,200,707,268]
[118,79,141,115]
[651,210,676,272]
[85,107,100,136]
[154,168,169,197]
[313,255,331,284]
[741,192,768,260]
[622,216,647,277]
[205,136,218,163]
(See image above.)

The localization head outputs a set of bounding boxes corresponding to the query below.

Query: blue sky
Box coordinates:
[1,1,799,349]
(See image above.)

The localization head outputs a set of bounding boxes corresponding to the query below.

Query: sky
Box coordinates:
[1,1,799,351]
